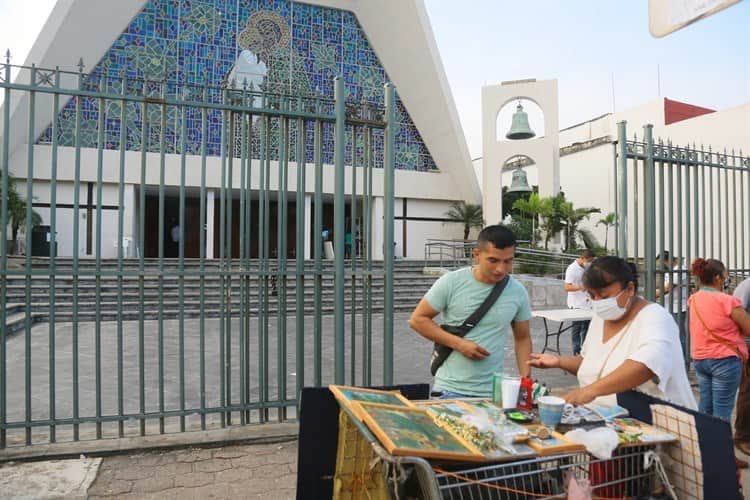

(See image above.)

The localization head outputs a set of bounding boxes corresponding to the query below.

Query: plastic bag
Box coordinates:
[564,427,619,460]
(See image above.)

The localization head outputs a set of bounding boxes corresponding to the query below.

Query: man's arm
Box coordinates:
[408,299,490,360]
[564,283,583,292]
[512,320,532,377]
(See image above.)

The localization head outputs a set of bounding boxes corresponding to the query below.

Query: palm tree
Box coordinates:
[538,193,566,250]
[512,192,544,247]
[1,171,42,254]
[596,212,617,251]
[444,201,484,240]
[558,202,600,252]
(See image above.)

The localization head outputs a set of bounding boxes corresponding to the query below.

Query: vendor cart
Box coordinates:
[334,402,676,500]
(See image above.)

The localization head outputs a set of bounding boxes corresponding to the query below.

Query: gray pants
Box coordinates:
[671,310,688,362]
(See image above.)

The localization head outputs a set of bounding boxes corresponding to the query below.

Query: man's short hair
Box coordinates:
[477,225,516,250]
[580,249,595,259]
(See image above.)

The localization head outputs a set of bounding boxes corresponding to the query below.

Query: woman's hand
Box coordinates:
[527,352,561,369]
[562,386,597,405]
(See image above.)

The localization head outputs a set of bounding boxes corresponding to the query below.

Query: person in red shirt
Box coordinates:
[688,258,750,468]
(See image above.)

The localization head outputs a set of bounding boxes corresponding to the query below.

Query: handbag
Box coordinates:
[429,275,510,376]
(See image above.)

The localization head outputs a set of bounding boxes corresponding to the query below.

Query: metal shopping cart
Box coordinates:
[334,403,676,500]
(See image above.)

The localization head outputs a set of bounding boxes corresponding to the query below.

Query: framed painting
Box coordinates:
[356,402,484,461]
[610,417,678,446]
[329,385,412,418]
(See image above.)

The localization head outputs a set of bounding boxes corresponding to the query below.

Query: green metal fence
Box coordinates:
[615,120,750,323]
[0,57,395,448]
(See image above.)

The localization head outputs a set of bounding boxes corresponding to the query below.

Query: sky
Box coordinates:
[1,0,748,159]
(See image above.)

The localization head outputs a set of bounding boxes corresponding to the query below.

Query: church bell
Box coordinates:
[505,102,536,140]
[506,166,532,193]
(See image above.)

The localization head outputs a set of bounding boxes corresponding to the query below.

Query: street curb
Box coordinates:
[0,423,299,463]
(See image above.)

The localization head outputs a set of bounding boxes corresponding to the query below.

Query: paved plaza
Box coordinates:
[1,312,578,446]
[7,312,744,499]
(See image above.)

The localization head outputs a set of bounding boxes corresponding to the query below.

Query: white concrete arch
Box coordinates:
[482,79,559,227]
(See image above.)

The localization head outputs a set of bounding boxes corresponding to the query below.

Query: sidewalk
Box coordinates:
[88,441,297,500]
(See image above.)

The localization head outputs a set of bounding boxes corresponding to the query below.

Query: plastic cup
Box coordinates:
[492,373,503,405]
[538,395,566,429]
[501,376,521,409]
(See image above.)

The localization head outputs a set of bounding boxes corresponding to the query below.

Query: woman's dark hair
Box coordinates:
[691,258,725,285]
[582,256,638,291]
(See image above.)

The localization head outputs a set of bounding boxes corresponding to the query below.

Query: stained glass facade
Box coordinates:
[37,0,437,172]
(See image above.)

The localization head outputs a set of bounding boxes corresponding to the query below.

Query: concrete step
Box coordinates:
[3,301,417,335]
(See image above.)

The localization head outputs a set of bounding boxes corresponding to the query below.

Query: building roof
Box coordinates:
[664,97,715,125]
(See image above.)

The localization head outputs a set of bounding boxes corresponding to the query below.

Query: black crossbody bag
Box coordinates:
[429,275,510,376]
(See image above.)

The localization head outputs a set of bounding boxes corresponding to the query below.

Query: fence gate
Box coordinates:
[615,120,750,348]
[0,57,395,449]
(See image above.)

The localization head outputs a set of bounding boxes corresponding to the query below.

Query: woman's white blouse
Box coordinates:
[577,303,698,409]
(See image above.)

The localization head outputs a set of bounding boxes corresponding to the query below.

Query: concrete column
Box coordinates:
[373,195,384,260]
[304,194,312,260]
[123,184,135,258]
[206,189,216,259]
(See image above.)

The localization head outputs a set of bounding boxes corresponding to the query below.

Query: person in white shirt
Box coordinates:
[564,249,596,355]
[657,253,690,359]
[528,256,697,410]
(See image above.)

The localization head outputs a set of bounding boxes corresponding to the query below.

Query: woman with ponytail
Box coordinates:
[689,258,750,425]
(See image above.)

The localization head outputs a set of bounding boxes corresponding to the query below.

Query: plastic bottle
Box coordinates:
[518,376,534,410]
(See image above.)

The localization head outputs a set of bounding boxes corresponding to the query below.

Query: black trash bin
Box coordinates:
[31,225,57,257]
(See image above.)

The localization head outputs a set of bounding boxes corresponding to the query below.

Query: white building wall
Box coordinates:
[557,99,750,262]
[558,146,617,250]
[399,198,467,260]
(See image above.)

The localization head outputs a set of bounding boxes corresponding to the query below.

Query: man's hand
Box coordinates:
[456,339,490,360]
[562,386,597,405]
[527,352,560,369]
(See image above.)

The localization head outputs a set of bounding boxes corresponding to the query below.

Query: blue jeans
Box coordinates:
[694,356,743,421]
[571,320,590,356]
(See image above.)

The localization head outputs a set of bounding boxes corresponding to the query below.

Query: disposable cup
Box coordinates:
[501,376,521,409]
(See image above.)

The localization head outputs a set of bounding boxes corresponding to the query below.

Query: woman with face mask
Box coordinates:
[528,256,697,410]
[688,258,750,422]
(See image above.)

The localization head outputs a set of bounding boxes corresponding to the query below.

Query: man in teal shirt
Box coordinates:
[409,225,533,397]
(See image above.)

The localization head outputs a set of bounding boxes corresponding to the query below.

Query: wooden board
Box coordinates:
[523,424,586,456]
[329,385,412,419]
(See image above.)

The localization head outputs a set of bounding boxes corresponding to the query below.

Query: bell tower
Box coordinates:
[481,79,559,226]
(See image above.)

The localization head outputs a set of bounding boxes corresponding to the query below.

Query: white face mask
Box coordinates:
[591,288,630,321]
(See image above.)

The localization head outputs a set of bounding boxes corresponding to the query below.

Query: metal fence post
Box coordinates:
[383,83,396,385]
[334,77,346,384]
[644,124,656,301]
[617,121,628,258]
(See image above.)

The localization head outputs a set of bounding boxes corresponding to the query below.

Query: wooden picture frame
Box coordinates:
[413,400,472,420]
[329,385,412,419]
[355,402,485,461]
[523,424,586,456]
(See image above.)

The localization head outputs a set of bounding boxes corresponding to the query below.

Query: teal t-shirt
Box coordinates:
[425,267,532,397]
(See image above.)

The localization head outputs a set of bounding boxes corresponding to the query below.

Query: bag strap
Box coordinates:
[689,295,746,361]
[460,274,510,330]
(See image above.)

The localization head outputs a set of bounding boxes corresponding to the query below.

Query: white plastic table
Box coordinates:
[533,308,593,354]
